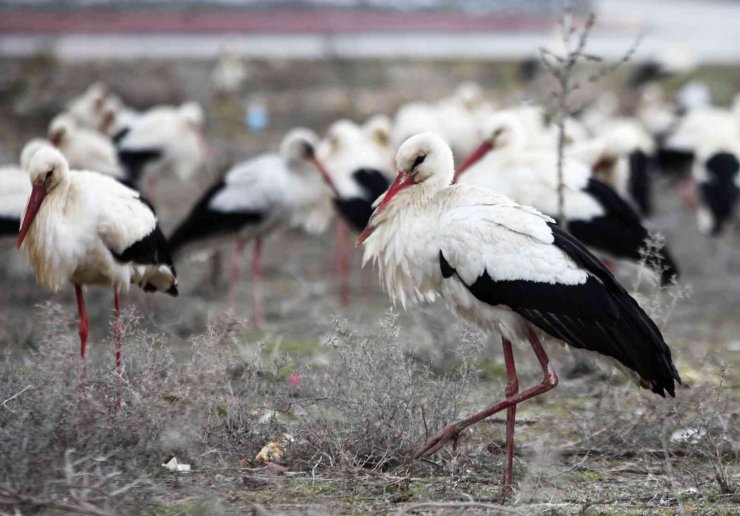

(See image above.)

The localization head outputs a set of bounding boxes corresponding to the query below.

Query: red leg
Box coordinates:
[113,290,122,410]
[228,237,246,312]
[74,284,89,384]
[677,175,699,212]
[334,220,351,306]
[252,237,264,330]
[414,330,558,459]
[501,337,519,496]
[144,174,157,204]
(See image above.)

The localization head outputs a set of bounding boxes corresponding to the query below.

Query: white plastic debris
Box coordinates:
[162,456,191,473]
[670,427,706,444]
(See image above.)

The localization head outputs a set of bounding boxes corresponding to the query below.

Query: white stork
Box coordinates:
[692,140,740,235]
[49,113,127,181]
[16,148,178,402]
[358,133,681,493]
[315,119,392,304]
[115,102,206,197]
[569,119,657,216]
[168,128,332,328]
[455,113,679,285]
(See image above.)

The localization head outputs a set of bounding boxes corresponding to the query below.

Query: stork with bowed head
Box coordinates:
[48,113,127,181]
[168,128,332,328]
[359,133,681,494]
[115,102,206,199]
[17,148,177,405]
[455,113,679,286]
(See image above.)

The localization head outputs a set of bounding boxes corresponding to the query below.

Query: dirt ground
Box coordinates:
[0,56,738,515]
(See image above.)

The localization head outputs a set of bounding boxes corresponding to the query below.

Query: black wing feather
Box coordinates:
[439,223,681,397]
[0,216,19,237]
[352,168,390,201]
[117,148,162,184]
[168,180,264,256]
[570,178,678,285]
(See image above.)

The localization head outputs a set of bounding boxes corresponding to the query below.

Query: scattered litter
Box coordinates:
[670,427,706,444]
[288,372,301,386]
[162,456,191,473]
[255,433,294,464]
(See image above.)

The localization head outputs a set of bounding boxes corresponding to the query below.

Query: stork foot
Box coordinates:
[412,423,462,459]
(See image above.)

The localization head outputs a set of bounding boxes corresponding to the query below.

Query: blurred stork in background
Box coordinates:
[315,118,392,304]
[115,101,207,199]
[455,111,679,285]
[168,128,332,329]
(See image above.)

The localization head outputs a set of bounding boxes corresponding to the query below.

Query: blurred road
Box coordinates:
[0,0,739,62]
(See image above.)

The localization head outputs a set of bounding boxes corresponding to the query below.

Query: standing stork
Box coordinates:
[167,128,332,328]
[359,133,681,494]
[315,119,391,303]
[455,113,679,285]
[16,148,177,403]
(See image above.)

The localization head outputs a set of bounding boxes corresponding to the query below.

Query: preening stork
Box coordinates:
[315,119,391,303]
[168,128,332,328]
[115,102,206,197]
[455,113,679,285]
[16,148,177,403]
[49,113,127,181]
[359,133,681,493]
[570,119,657,216]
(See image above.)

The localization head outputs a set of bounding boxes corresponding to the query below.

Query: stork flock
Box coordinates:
[2,74,737,493]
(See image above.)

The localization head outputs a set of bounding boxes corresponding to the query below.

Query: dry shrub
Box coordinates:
[0,304,479,512]
[284,312,479,472]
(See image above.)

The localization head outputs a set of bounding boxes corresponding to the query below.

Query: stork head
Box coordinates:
[180,101,205,129]
[48,114,76,147]
[281,127,336,194]
[280,127,319,164]
[20,138,51,171]
[357,132,453,245]
[454,113,525,181]
[17,148,69,250]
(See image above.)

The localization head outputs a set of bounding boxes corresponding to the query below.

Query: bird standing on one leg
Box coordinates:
[358,133,681,494]
[16,147,177,406]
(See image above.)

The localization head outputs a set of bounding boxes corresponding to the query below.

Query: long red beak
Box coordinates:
[356,171,414,246]
[17,184,46,250]
[453,141,493,182]
[310,157,339,196]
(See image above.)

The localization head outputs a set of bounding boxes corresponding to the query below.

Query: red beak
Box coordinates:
[356,171,414,246]
[17,184,46,250]
[453,141,493,182]
[310,157,339,196]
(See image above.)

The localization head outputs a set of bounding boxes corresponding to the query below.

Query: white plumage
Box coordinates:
[18,148,176,294]
[49,113,126,179]
[359,133,679,491]
[116,101,206,183]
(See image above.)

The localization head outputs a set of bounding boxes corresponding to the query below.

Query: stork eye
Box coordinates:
[412,154,426,168]
[45,169,54,179]
[302,142,314,158]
